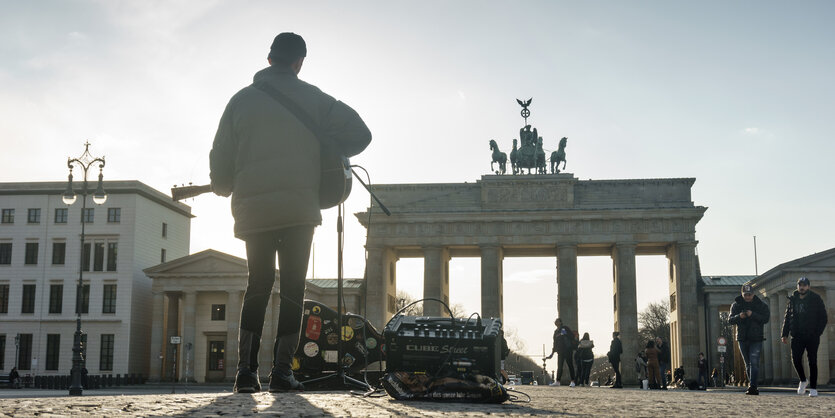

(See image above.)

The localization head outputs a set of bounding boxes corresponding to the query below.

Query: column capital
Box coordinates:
[556,243,577,250]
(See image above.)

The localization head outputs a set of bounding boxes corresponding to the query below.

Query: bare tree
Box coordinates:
[638,299,671,345]
[395,290,423,316]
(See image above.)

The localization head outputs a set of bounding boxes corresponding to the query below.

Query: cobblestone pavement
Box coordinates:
[0,385,832,417]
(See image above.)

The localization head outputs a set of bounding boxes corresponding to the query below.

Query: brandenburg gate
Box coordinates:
[357,173,706,382]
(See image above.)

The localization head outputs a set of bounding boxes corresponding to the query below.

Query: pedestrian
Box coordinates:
[635,350,648,389]
[645,340,662,389]
[544,318,577,387]
[711,368,719,387]
[210,32,372,393]
[697,353,708,390]
[8,367,20,389]
[728,283,770,395]
[781,277,828,397]
[655,337,671,389]
[577,332,594,386]
[607,331,623,388]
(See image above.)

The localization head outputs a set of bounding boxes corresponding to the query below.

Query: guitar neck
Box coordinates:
[171,184,213,201]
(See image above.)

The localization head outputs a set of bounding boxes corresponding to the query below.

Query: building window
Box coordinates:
[0,243,11,265]
[82,208,94,223]
[161,248,166,263]
[162,222,168,238]
[46,334,60,370]
[52,242,66,265]
[0,335,5,370]
[18,334,32,370]
[0,284,8,313]
[49,284,63,314]
[1,209,13,224]
[211,304,226,321]
[76,284,90,314]
[82,243,91,271]
[24,242,39,265]
[208,341,225,371]
[100,334,115,371]
[107,243,118,271]
[102,284,117,314]
[22,284,36,313]
[107,208,121,223]
[27,208,41,224]
[93,243,105,272]
[54,208,68,224]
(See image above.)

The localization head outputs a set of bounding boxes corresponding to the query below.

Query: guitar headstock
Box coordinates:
[171,184,212,201]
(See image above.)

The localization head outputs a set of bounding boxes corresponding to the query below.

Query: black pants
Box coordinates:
[240,226,314,338]
[791,334,821,389]
[556,351,576,381]
[610,359,622,386]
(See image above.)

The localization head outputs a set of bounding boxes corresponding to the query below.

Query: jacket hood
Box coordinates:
[253,65,298,83]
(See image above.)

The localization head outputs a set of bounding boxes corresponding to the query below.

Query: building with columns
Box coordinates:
[0,181,191,379]
[143,249,364,383]
[357,174,706,384]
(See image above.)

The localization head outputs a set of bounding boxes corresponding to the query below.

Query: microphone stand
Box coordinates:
[302,168,390,391]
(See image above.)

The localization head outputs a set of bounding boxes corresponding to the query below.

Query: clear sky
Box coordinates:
[2,1,834,369]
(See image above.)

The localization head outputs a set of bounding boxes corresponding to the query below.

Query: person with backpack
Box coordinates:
[577,332,595,386]
[545,318,577,387]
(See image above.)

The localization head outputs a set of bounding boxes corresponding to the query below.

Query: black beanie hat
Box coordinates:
[269,32,306,62]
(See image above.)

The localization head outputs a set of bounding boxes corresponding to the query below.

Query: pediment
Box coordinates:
[144,249,247,276]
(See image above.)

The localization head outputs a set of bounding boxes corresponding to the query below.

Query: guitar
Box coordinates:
[171,153,352,209]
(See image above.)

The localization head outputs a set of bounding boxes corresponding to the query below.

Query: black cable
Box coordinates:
[506,388,532,403]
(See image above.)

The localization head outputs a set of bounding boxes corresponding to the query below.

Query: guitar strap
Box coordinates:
[252,81,336,150]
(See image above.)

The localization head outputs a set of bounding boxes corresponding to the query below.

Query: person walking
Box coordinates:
[577,332,594,386]
[545,318,577,387]
[781,277,828,397]
[210,32,372,393]
[655,337,670,389]
[697,353,708,390]
[729,283,770,395]
[645,340,662,389]
[607,331,623,388]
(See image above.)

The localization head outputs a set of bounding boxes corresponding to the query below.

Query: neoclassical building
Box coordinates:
[143,249,364,382]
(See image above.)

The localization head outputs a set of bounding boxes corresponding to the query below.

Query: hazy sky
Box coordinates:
[2,1,834,367]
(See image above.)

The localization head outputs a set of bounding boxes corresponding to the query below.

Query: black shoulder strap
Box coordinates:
[252,81,332,148]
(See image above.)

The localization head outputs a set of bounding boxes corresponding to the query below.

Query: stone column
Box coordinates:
[423,246,450,317]
[612,243,639,384]
[165,293,181,381]
[182,290,197,382]
[556,244,578,331]
[761,295,773,384]
[149,291,165,382]
[365,246,395,330]
[669,242,700,376]
[778,291,792,381]
[768,292,782,382]
[226,290,242,381]
[706,301,722,378]
[480,245,504,319]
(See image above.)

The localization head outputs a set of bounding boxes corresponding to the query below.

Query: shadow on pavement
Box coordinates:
[174,392,326,416]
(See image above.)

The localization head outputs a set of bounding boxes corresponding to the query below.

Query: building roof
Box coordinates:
[700,275,755,287]
[756,247,835,281]
[307,278,364,289]
[0,180,193,217]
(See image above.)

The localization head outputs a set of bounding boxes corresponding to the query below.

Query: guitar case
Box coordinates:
[292,299,385,378]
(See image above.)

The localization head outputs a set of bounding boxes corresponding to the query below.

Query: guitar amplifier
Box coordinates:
[384,316,503,378]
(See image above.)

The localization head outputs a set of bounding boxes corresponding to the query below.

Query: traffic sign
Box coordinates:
[717,345,726,353]
[717,337,727,346]
[170,336,181,344]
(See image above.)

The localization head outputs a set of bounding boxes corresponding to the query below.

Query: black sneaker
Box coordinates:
[234,368,261,393]
[269,367,304,392]
[745,387,759,395]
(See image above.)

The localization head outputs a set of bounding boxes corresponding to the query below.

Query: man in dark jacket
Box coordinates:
[210,33,371,393]
[545,318,577,386]
[654,336,671,389]
[607,331,623,388]
[729,283,770,395]
[781,277,828,397]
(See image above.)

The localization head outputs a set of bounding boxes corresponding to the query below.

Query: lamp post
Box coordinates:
[62,141,107,396]
[14,334,19,369]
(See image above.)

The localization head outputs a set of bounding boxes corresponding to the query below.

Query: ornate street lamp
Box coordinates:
[63,141,106,396]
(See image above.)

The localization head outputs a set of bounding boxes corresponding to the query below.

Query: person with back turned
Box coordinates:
[781,277,828,397]
[607,331,623,388]
[210,32,371,393]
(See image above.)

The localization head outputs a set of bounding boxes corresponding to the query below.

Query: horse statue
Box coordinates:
[550,137,568,174]
[535,137,547,174]
[489,139,507,174]
[509,139,519,175]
